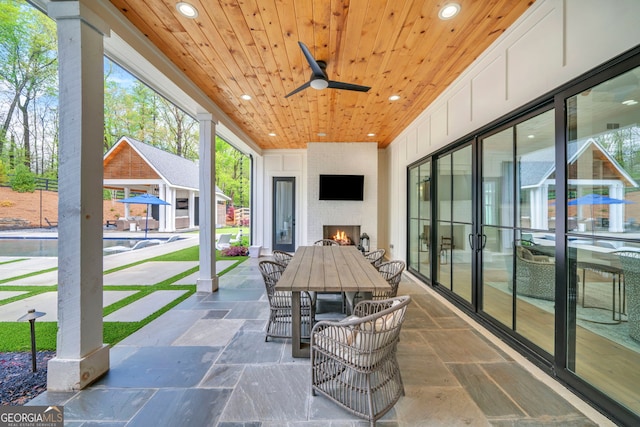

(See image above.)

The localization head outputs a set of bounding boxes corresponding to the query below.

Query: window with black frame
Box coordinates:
[565,65,640,417]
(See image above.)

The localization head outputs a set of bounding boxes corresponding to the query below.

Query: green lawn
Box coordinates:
[0,246,248,352]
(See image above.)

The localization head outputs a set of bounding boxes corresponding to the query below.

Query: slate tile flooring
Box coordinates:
[28,257,611,426]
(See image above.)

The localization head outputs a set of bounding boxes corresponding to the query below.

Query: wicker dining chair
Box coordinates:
[514,247,555,301]
[273,249,293,267]
[314,239,339,246]
[311,295,411,426]
[258,260,315,342]
[373,260,405,300]
[363,248,386,269]
[345,254,400,314]
[616,251,640,341]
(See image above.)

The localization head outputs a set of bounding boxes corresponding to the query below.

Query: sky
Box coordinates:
[104,58,137,89]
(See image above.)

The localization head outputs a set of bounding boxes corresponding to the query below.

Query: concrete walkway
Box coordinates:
[0,232,231,323]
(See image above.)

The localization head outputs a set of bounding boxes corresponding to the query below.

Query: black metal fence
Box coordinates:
[4,176,59,192]
[34,177,58,192]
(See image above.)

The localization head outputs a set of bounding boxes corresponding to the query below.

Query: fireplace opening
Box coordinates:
[323,225,361,246]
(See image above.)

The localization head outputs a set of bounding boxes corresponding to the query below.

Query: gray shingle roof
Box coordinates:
[110,137,228,196]
[519,145,556,187]
[126,137,199,189]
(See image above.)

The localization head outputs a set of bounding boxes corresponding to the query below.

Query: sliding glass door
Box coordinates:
[479,108,556,355]
[436,145,473,304]
[480,127,515,328]
[408,161,431,280]
[565,65,640,417]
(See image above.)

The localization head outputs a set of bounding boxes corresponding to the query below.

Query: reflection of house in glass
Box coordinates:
[519,136,638,232]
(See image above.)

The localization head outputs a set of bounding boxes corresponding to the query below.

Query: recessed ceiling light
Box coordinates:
[528,134,535,139]
[622,99,638,106]
[317,132,327,137]
[268,132,276,137]
[388,95,400,101]
[368,133,376,137]
[240,94,252,100]
[439,3,460,20]
[176,2,198,19]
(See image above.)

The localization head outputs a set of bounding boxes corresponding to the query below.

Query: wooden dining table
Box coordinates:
[275,245,391,357]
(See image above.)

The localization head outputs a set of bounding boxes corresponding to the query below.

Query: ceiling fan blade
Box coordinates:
[285,81,311,98]
[327,80,371,93]
[287,41,371,97]
[298,41,325,77]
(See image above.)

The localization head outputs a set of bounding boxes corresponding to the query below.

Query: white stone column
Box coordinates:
[189,190,196,228]
[166,186,176,231]
[124,187,130,218]
[609,183,625,232]
[47,1,110,391]
[197,113,218,292]
[530,185,549,230]
[158,183,166,231]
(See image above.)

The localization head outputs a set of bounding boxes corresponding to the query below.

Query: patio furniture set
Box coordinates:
[512,239,640,342]
[259,240,410,426]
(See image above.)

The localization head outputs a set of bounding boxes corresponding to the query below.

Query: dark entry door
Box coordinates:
[273,177,295,252]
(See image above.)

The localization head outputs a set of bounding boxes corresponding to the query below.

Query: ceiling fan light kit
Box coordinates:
[285,42,371,98]
[310,78,329,90]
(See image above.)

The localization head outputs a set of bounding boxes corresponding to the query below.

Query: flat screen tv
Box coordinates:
[319,174,364,201]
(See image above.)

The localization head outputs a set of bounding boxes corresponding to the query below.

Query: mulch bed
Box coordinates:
[0,351,55,405]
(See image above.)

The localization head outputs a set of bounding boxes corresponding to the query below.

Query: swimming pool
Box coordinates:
[0,237,176,257]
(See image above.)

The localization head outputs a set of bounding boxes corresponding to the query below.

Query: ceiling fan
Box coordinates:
[285,41,371,98]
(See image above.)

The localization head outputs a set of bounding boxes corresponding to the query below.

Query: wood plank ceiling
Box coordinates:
[108,0,534,150]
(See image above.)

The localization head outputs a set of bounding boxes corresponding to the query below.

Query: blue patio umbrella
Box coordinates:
[118,193,170,239]
[567,193,633,207]
[567,193,633,234]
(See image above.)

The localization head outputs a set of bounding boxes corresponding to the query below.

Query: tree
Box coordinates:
[10,163,35,192]
[158,97,198,159]
[596,126,640,182]
[104,61,197,160]
[215,136,250,207]
[0,0,57,163]
[0,159,7,184]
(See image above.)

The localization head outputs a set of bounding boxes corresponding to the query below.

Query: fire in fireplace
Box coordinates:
[333,230,351,245]
[323,225,360,246]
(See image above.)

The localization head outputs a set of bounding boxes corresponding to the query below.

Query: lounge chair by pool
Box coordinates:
[216,233,232,250]
[103,239,160,254]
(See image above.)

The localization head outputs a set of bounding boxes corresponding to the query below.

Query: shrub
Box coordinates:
[221,245,249,256]
[10,164,36,193]
[233,236,249,247]
[0,160,7,185]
